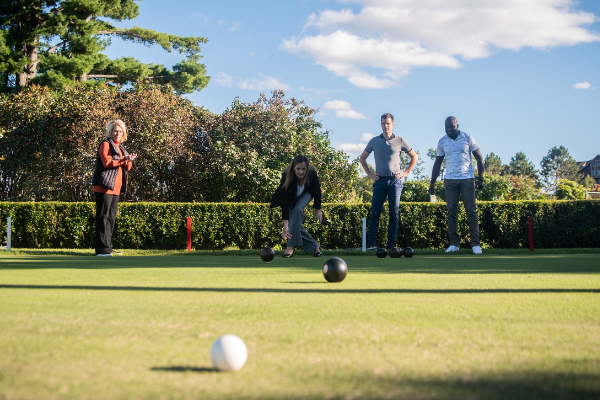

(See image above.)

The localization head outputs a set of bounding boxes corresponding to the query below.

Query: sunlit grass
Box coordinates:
[0,251,599,399]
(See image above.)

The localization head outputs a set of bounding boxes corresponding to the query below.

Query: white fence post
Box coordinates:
[362,217,366,252]
[7,217,11,251]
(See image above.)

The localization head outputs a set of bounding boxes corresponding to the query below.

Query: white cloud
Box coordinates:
[359,132,375,142]
[338,142,367,153]
[215,72,234,87]
[229,21,242,31]
[573,81,591,89]
[190,13,210,24]
[323,100,368,119]
[214,73,289,91]
[282,0,600,88]
[237,75,289,90]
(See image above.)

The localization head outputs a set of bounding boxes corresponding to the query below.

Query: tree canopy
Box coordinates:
[540,146,580,194]
[0,0,209,93]
[506,151,538,179]
[0,85,357,203]
[484,152,503,176]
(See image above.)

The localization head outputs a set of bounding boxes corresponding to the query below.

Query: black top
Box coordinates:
[270,169,322,220]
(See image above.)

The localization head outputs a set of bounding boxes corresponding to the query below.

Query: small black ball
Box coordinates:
[403,247,414,258]
[376,248,387,258]
[323,257,348,283]
[260,246,275,262]
[389,247,403,258]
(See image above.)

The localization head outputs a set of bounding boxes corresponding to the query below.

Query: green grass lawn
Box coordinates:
[1,249,599,400]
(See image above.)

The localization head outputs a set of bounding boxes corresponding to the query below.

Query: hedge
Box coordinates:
[0,201,599,250]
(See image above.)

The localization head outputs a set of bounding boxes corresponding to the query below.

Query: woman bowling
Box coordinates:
[270,155,323,258]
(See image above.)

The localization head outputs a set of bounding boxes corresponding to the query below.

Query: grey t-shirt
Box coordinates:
[364,134,413,176]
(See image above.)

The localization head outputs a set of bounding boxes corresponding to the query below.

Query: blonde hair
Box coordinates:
[105,119,127,142]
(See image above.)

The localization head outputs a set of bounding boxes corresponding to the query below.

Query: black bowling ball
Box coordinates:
[260,246,275,262]
[323,257,348,282]
[403,247,414,258]
[376,248,387,258]
[389,247,403,258]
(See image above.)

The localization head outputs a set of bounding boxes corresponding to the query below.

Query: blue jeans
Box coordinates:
[367,178,403,248]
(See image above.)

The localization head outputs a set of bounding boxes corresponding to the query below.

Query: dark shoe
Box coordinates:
[282,252,294,258]
[313,249,322,257]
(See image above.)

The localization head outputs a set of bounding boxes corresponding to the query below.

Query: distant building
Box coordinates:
[578,154,600,184]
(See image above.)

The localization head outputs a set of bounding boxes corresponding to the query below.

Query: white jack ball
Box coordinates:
[210,334,248,371]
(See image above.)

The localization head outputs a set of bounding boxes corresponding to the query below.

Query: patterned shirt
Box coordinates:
[436,131,479,179]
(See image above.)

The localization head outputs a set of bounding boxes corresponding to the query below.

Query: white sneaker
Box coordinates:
[445,245,460,253]
[472,246,482,255]
[96,253,113,257]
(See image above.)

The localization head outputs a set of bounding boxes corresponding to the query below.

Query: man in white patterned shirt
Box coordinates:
[428,116,485,255]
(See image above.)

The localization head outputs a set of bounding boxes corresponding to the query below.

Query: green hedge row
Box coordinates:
[0,201,599,250]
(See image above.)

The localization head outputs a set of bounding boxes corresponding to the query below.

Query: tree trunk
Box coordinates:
[16,0,41,88]
[17,38,39,87]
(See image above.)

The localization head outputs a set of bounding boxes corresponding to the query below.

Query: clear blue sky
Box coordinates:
[103,0,600,177]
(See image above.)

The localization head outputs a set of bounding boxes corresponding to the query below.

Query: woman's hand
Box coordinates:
[314,209,323,223]
[282,221,292,241]
[124,153,137,162]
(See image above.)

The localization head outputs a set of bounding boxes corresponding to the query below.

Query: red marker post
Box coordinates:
[528,217,534,252]
[187,217,192,252]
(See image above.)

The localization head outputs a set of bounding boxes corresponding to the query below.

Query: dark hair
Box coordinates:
[283,155,317,189]
[381,113,394,122]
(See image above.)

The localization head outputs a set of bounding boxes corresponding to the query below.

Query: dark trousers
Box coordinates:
[367,178,403,248]
[444,178,480,247]
[94,192,119,254]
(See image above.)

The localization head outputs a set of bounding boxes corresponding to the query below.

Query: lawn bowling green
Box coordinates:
[0,248,599,400]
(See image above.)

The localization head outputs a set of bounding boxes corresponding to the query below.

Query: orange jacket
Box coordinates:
[92,141,132,195]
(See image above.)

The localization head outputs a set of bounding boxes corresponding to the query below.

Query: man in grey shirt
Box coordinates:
[359,113,418,249]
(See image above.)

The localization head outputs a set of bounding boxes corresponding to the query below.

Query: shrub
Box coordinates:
[1,200,598,250]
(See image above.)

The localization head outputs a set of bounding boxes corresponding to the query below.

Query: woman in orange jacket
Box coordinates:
[91,120,136,256]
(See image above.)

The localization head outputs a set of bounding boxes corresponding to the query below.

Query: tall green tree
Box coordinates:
[506,151,538,179]
[195,90,358,203]
[540,146,580,194]
[484,152,504,175]
[0,0,209,93]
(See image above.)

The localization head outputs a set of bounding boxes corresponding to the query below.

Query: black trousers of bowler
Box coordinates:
[94,192,120,255]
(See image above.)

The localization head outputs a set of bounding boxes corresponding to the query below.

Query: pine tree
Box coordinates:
[506,152,538,179]
[540,146,580,194]
[0,0,209,93]
[484,152,504,175]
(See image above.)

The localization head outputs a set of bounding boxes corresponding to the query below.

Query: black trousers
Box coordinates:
[94,192,119,254]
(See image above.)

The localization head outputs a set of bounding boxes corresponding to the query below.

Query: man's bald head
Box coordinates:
[445,116,459,138]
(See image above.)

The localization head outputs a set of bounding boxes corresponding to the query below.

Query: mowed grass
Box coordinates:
[0,249,599,400]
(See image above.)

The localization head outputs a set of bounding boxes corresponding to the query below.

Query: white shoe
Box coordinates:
[472,246,482,255]
[96,253,113,257]
[445,245,460,253]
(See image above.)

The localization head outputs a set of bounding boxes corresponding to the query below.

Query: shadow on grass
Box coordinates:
[0,284,598,294]
[351,372,600,400]
[150,366,217,373]
[143,367,599,400]
[1,252,600,274]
